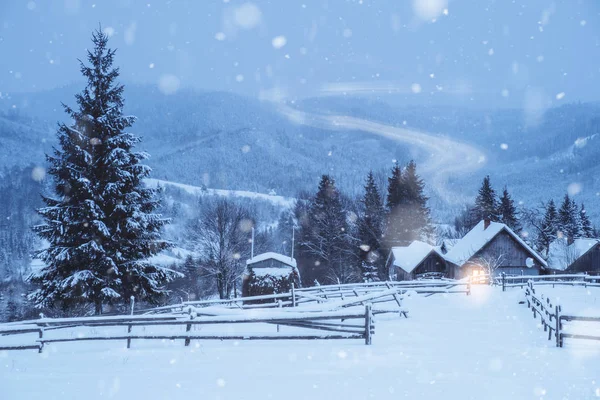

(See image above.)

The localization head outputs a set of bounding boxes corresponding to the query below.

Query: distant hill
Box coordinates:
[1,86,599,222]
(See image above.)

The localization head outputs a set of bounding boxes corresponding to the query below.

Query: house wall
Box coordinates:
[455,230,543,279]
[568,244,600,274]
[393,253,447,281]
[247,259,292,269]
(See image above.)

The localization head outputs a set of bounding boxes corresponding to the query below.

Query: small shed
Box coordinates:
[444,220,547,280]
[242,252,301,300]
[548,238,600,274]
[386,241,447,281]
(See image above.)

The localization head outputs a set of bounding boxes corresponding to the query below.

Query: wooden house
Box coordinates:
[547,238,600,274]
[242,252,301,299]
[386,241,447,281]
[444,219,547,280]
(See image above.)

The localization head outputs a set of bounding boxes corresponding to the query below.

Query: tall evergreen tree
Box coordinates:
[385,162,404,210]
[30,30,176,314]
[498,186,521,233]
[301,175,357,284]
[471,175,499,223]
[536,200,558,257]
[357,171,385,281]
[557,194,580,242]
[384,161,432,247]
[579,203,594,238]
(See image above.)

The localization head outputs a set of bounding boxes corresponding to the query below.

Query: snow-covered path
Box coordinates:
[1,287,599,400]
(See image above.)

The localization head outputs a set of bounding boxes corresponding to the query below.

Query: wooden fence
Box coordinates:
[524,281,600,347]
[141,279,470,315]
[0,304,380,353]
[501,273,600,291]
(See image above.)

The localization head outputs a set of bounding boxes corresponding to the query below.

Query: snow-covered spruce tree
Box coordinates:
[357,171,385,281]
[557,194,580,242]
[471,175,500,223]
[384,161,432,247]
[579,203,594,238]
[536,200,558,257]
[30,30,175,315]
[498,186,521,234]
[302,175,357,284]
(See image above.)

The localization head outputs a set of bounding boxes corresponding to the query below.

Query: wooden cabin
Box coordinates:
[548,238,600,274]
[444,219,547,280]
[386,241,447,281]
[242,252,301,300]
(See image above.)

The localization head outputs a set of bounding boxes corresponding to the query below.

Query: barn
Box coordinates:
[547,238,600,274]
[444,219,547,280]
[242,252,301,300]
[386,241,447,281]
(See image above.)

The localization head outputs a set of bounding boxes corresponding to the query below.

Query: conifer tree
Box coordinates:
[557,194,580,242]
[30,30,176,314]
[579,203,594,238]
[384,161,432,247]
[357,171,385,281]
[536,200,558,257]
[471,175,499,223]
[301,175,357,284]
[498,186,521,233]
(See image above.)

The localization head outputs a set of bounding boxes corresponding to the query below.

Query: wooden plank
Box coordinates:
[39,333,364,345]
[560,315,600,323]
[0,345,40,351]
[560,333,600,341]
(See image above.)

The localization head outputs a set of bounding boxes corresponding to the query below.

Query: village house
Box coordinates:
[242,252,301,300]
[547,238,600,274]
[386,241,447,281]
[444,219,547,280]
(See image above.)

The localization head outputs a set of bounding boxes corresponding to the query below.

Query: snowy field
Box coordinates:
[2,286,600,400]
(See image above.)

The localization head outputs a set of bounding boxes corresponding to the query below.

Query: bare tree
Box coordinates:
[468,254,505,285]
[188,198,254,299]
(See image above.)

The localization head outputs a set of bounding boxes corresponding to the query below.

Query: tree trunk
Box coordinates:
[94,299,103,315]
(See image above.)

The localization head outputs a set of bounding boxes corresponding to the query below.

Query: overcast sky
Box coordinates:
[1,0,598,107]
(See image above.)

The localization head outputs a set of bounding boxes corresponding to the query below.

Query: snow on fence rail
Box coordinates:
[501,273,600,291]
[0,304,381,353]
[523,281,600,347]
[140,280,470,315]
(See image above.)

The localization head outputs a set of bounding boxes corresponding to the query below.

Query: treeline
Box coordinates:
[291,160,432,286]
[533,194,596,257]
[452,175,597,258]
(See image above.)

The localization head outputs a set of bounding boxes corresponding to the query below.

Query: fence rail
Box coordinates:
[1,304,380,353]
[140,280,470,315]
[523,281,600,347]
[502,273,600,291]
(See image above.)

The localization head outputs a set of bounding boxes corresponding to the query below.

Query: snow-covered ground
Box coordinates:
[145,178,296,208]
[2,286,600,400]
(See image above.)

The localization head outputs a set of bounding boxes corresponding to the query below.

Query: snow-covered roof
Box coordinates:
[548,238,600,271]
[246,252,297,268]
[445,220,547,268]
[389,241,443,274]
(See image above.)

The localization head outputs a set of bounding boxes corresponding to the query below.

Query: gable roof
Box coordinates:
[547,238,600,271]
[445,220,547,267]
[389,241,444,274]
[247,252,297,268]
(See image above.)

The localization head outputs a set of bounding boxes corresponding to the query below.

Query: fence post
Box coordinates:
[365,303,373,345]
[502,272,506,292]
[185,313,193,346]
[555,305,561,347]
[127,324,132,349]
[130,296,135,316]
[277,300,282,333]
[466,281,471,296]
[291,283,296,307]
